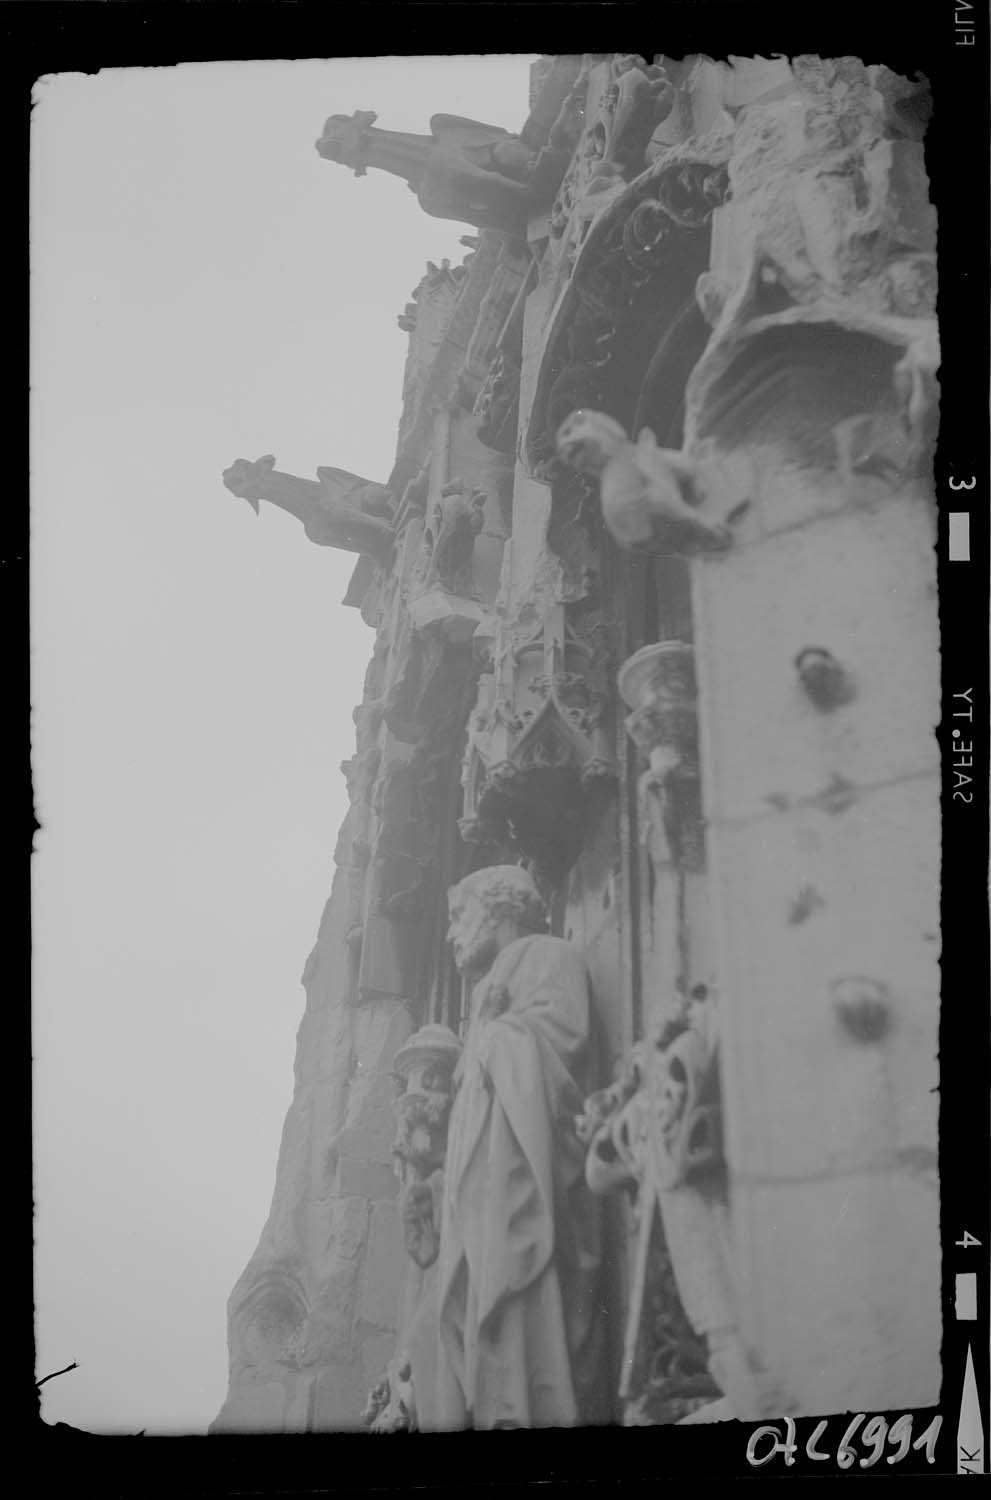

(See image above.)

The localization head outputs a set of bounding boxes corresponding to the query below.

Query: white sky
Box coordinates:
[32,55,534,1437]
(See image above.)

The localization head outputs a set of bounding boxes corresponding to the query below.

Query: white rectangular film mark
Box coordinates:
[949,512,971,560]
[955,1272,977,1320]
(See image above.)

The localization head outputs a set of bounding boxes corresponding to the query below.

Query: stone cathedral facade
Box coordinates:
[211,55,940,1433]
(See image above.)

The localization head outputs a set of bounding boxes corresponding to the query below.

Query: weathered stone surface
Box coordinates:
[710,775,939,1179]
[700,70,937,336]
[308,1078,352,1191]
[357,1201,405,1331]
[393,235,504,467]
[327,1196,370,1262]
[283,1374,316,1433]
[361,1331,398,1390]
[732,1167,940,1417]
[335,1156,400,1203]
[297,1201,335,1276]
[350,1001,413,1075]
[313,1363,367,1432]
[299,935,353,1025]
[299,1259,363,1367]
[210,1380,286,1434]
[294,1006,353,1089]
[341,1073,400,1155]
[258,1090,315,1254]
[694,494,938,823]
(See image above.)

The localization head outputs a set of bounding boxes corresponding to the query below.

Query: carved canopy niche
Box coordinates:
[459,603,615,886]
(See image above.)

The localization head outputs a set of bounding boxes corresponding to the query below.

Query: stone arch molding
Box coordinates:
[525,144,733,477]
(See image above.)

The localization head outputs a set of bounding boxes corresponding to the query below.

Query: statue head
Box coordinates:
[555,409,628,476]
[315,111,378,175]
[222,454,276,513]
[447,864,547,977]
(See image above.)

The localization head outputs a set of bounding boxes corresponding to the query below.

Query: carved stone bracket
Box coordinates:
[408,588,484,644]
[391,1025,462,1269]
[459,605,616,884]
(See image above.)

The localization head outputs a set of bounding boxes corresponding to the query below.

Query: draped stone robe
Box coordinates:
[435,934,606,1429]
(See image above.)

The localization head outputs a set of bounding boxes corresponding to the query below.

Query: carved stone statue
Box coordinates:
[315,110,546,233]
[556,410,731,553]
[222,454,394,563]
[393,1024,462,1271]
[423,865,607,1429]
[411,477,486,599]
[588,56,675,174]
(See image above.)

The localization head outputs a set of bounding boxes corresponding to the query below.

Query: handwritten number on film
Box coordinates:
[747,1413,943,1468]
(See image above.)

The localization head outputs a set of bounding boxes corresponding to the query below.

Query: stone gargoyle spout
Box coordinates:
[556,409,731,554]
[222,454,395,564]
[315,109,547,234]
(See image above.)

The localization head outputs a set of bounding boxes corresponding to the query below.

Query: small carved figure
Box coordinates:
[362,1350,417,1432]
[222,454,394,562]
[475,350,522,453]
[892,323,940,462]
[556,410,731,552]
[315,110,545,233]
[594,56,675,172]
[392,1024,462,1270]
[413,478,486,598]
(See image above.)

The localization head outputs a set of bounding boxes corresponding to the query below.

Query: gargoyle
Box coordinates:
[222,454,394,563]
[556,410,731,553]
[315,109,546,233]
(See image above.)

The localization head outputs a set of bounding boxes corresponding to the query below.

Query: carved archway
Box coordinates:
[524,152,729,474]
